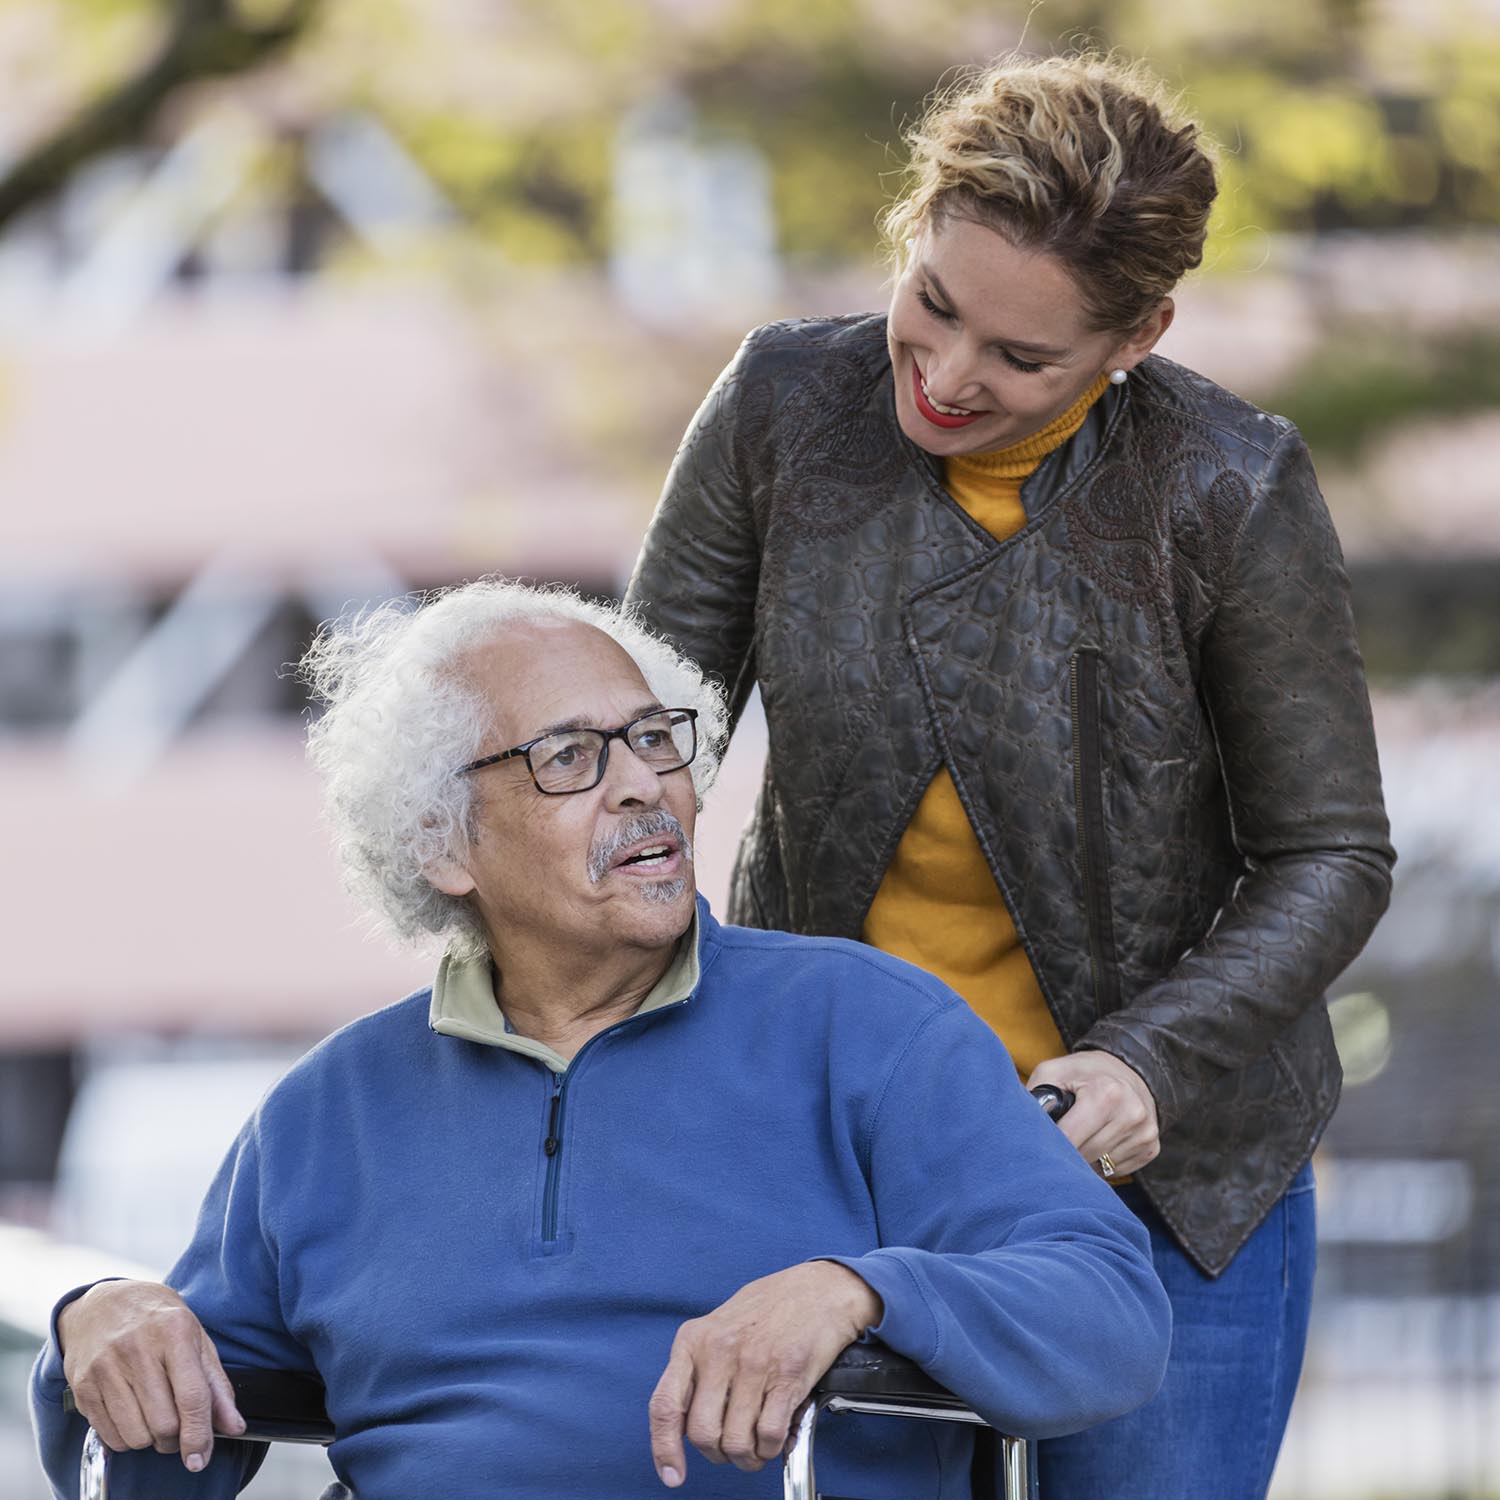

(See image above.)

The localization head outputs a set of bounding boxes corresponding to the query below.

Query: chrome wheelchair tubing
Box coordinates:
[782,1393,1028,1500]
[783,1396,828,1500]
[79,1427,106,1500]
[1001,1432,1030,1499]
[826,1395,988,1422]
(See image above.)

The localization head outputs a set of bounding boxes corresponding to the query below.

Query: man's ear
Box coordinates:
[425,857,476,899]
[1111,297,1175,374]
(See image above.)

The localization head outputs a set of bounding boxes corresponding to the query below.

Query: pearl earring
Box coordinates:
[1108,368,1128,385]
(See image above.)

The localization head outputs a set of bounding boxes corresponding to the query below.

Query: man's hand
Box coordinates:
[57,1280,245,1472]
[1028,1050,1161,1177]
[648,1261,881,1488]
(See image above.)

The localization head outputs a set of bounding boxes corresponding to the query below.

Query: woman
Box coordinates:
[625,53,1393,1499]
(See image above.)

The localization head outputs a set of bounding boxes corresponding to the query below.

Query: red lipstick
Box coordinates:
[911,359,983,430]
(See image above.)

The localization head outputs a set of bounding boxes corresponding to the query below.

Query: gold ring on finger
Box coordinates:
[1097,1152,1116,1178]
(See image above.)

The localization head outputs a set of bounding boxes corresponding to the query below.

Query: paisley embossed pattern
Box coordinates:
[626,314,1394,1277]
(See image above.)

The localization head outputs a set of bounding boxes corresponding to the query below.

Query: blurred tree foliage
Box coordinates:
[0,0,320,229]
[3,0,1499,261]
[1267,329,1500,461]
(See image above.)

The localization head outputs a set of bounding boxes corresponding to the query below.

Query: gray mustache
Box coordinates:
[587,810,694,884]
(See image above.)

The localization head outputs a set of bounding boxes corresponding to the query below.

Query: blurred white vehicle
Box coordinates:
[51,1050,305,1272]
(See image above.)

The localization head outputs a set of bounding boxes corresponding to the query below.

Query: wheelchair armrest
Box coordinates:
[788,1344,1011,1500]
[816,1342,974,1412]
[69,1350,957,1441]
[64,1366,335,1446]
[222,1366,334,1444]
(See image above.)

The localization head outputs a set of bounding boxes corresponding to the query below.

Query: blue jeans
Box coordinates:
[1035,1163,1316,1500]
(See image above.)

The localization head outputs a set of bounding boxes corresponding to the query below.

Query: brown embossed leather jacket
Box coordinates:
[625,313,1394,1275]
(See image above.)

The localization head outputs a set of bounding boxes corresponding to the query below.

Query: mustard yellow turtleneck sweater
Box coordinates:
[862,374,1110,1082]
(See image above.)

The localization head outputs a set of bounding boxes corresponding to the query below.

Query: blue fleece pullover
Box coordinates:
[32,901,1169,1498]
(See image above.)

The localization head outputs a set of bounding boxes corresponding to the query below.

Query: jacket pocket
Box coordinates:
[1071,648,1122,1015]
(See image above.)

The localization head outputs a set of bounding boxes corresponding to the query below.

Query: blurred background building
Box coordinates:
[1,1,1498,1495]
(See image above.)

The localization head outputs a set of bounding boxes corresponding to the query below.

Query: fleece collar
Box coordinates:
[429,908,701,1072]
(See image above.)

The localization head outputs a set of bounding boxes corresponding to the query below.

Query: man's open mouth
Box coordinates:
[588,811,694,884]
[615,842,677,870]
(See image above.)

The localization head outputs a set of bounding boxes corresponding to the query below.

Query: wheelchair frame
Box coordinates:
[72,1347,1032,1500]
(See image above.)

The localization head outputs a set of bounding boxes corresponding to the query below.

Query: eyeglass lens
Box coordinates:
[529,711,695,793]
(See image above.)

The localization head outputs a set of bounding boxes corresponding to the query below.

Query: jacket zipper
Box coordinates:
[541,1071,565,1244]
[1070,649,1120,1014]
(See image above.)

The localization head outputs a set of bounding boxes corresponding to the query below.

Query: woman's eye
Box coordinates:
[916,288,954,322]
[916,287,1044,374]
[1000,348,1045,374]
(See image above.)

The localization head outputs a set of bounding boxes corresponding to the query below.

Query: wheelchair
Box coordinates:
[73,1345,1035,1500]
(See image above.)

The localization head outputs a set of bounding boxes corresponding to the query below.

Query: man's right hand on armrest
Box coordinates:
[57,1280,246,1473]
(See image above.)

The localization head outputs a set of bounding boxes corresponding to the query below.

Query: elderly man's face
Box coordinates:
[437,618,698,960]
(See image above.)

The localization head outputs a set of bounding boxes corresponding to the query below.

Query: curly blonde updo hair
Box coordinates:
[882,53,1217,333]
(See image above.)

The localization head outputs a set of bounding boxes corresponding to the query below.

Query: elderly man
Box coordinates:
[32,580,1169,1499]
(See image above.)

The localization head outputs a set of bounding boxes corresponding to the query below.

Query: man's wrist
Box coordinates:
[54,1283,108,1354]
[55,1278,146,1354]
[813,1260,883,1335]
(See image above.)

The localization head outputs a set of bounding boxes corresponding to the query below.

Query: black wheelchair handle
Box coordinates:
[1030,1084,1075,1120]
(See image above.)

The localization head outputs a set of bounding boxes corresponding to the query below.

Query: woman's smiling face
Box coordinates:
[886,215,1171,457]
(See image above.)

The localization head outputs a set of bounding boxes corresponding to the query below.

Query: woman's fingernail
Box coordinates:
[185,1453,205,1472]
[661,1465,682,1486]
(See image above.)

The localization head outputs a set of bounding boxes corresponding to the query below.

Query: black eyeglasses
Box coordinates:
[455,708,699,796]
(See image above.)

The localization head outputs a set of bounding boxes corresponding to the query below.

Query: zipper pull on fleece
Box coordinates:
[544,1072,563,1157]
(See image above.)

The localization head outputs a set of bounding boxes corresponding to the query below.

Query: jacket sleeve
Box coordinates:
[1078,426,1396,1130]
[624,328,765,734]
[825,1003,1172,1439]
[29,1122,312,1499]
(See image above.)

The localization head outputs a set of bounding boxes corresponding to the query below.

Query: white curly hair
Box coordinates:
[300,578,728,951]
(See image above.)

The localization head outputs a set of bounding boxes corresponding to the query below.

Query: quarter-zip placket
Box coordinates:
[530,993,696,1255]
